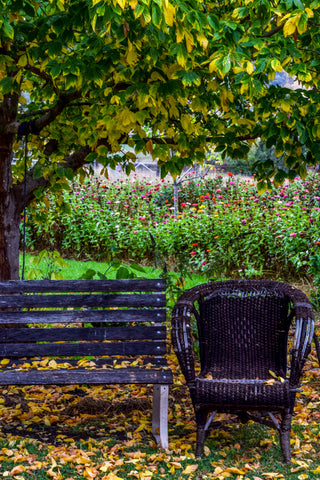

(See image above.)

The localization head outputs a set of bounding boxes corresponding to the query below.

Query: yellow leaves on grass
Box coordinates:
[182,463,198,474]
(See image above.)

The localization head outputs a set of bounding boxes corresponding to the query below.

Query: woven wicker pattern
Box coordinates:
[171,280,314,462]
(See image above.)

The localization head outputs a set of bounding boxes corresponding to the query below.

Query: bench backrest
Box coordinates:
[0,279,167,362]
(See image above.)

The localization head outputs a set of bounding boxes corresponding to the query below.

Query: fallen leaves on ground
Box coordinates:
[0,325,319,480]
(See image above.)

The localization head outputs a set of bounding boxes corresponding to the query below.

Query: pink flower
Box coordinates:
[190,251,196,256]
[202,261,207,265]
[290,233,297,237]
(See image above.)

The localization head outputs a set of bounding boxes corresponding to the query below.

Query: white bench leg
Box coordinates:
[152,384,169,449]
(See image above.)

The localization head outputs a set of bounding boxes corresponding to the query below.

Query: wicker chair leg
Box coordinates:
[279,412,292,463]
[195,426,206,457]
[195,409,208,458]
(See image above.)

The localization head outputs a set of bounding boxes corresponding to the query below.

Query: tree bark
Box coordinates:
[0,93,21,281]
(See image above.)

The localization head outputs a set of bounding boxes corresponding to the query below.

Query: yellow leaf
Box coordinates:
[163,1,175,27]
[126,41,138,66]
[283,18,297,37]
[246,61,254,75]
[203,446,210,456]
[271,58,282,72]
[280,101,291,113]
[1,359,10,365]
[185,32,194,53]
[49,360,58,369]
[197,33,208,49]
[10,466,25,475]
[116,0,126,9]
[182,465,198,474]
[129,0,138,9]
[225,467,247,474]
[264,379,277,385]
[84,467,96,479]
[312,466,320,474]
[209,59,217,73]
[17,54,28,67]
[305,8,314,18]
[211,466,224,475]
[181,114,194,134]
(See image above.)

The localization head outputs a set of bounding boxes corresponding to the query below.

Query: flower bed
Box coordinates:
[24,172,320,280]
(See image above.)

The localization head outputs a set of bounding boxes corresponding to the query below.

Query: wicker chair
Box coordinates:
[171,280,315,462]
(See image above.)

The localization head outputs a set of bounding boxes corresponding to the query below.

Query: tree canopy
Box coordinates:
[0,0,320,278]
[1,1,320,187]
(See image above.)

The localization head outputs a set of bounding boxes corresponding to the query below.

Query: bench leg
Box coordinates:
[152,384,169,449]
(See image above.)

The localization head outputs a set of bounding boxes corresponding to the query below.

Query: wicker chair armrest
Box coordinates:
[171,302,197,383]
[289,315,314,386]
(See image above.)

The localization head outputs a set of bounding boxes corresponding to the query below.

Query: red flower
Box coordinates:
[192,243,198,246]
[227,172,233,177]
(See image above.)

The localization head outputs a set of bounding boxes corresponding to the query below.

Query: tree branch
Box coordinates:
[24,64,58,94]
[13,145,92,210]
[19,101,94,119]
[6,90,82,136]
[262,23,284,38]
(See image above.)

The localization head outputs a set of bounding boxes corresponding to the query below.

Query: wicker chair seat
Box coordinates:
[194,377,291,409]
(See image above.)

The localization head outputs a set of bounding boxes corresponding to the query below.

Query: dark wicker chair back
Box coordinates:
[199,286,290,379]
[171,280,315,462]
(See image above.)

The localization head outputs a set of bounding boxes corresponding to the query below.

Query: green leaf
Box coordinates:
[48,41,62,57]
[2,21,14,39]
[152,4,162,27]
[130,264,147,273]
[257,180,267,195]
[293,0,304,8]
[176,70,201,86]
[80,269,97,279]
[0,76,13,94]
[116,266,134,279]
[50,63,62,79]
[222,56,231,75]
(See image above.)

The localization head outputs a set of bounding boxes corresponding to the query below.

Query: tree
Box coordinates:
[1,0,320,280]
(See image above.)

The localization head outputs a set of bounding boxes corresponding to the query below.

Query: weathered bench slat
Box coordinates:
[0,309,166,324]
[0,279,166,293]
[0,326,167,342]
[0,340,166,358]
[0,293,166,309]
[0,368,173,385]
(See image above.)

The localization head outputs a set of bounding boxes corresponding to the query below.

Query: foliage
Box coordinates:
[24,171,320,285]
[2,0,320,280]
[25,249,69,280]
[2,0,320,190]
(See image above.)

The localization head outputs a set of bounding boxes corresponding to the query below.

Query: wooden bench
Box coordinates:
[0,278,172,448]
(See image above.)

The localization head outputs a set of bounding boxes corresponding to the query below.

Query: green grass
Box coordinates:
[20,252,208,290]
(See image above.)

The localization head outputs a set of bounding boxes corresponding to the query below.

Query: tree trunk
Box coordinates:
[0,186,21,281]
[0,94,21,281]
